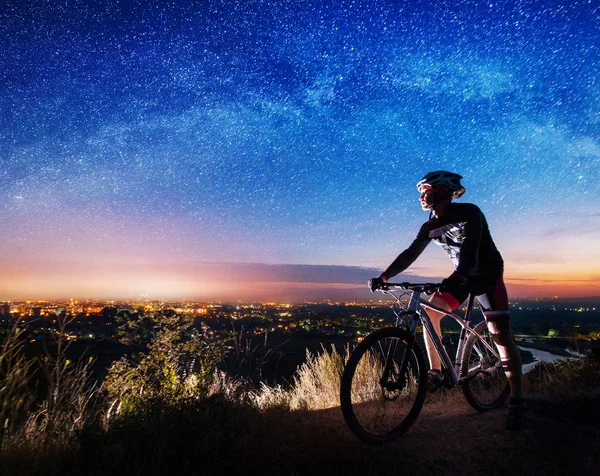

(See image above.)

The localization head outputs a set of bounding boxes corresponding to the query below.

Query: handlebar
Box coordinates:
[378,282,441,294]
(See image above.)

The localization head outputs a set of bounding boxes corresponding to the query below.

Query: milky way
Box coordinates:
[1,1,599,299]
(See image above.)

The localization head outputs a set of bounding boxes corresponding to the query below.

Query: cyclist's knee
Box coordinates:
[486,321,513,347]
[429,295,452,315]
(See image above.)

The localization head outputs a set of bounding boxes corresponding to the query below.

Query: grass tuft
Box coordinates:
[250,344,348,411]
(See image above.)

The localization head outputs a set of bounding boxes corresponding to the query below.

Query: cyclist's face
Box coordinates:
[419,187,435,210]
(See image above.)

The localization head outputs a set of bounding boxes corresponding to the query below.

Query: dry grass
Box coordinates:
[0,316,98,475]
[0,318,36,446]
[250,344,348,410]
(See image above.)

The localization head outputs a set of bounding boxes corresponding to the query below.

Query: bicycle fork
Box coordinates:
[379,302,422,392]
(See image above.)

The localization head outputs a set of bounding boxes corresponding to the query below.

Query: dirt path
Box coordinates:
[259,392,600,476]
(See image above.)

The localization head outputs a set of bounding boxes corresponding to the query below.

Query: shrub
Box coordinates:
[523,355,600,397]
[103,311,228,418]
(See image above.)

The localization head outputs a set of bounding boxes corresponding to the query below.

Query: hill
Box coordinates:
[2,354,598,476]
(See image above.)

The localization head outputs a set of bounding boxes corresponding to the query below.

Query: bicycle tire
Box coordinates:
[340,326,427,443]
[461,321,510,411]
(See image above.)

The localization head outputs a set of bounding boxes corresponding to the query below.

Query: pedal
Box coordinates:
[427,370,446,393]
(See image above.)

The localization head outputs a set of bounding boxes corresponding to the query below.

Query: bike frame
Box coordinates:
[385,285,500,386]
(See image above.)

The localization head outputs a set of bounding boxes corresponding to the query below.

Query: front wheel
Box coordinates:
[461,321,510,411]
[340,327,427,443]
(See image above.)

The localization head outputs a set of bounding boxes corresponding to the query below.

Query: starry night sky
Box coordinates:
[1,0,599,300]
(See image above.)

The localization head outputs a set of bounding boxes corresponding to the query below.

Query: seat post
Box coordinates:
[464,294,475,322]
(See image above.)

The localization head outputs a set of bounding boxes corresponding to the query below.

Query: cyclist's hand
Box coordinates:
[368,277,385,292]
[440,272,466,293]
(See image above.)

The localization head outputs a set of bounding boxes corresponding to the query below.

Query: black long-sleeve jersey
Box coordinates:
[382,202,504,281]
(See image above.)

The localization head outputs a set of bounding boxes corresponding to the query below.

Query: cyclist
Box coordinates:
[368,171,524,430]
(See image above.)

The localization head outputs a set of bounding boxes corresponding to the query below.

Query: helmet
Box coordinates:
[416,171,466,199]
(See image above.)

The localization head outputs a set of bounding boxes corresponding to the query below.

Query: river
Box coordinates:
[518,346,582,373]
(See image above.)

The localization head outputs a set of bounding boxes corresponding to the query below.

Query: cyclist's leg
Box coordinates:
[424,284,468,371]
[423,295,451,371]
[477,276,523,400]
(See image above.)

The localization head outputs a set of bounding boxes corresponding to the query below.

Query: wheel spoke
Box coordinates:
[341,328,427,442]
[461,322,509,411]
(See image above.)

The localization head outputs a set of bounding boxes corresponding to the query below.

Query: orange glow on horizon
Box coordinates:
[1,258,598,301]
[504,273,600,298]
[1,276,598,301]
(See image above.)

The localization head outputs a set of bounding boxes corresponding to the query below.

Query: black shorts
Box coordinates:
[433,273,510,322]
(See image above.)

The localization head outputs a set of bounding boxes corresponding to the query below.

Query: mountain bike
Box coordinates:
[340,282,510,443]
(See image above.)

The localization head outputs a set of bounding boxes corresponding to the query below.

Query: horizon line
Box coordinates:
[2,295,599,304]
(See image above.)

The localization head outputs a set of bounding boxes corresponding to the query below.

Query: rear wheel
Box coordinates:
[340,327,427,443]
[461,321,510,411]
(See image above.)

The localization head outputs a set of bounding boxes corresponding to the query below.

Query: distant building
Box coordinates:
[1,303,10,316]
